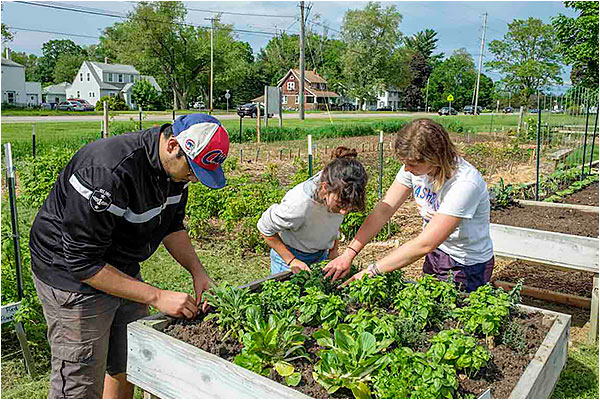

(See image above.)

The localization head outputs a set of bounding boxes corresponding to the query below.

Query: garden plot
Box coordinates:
[557,181,599,206]
[128,265,570,399]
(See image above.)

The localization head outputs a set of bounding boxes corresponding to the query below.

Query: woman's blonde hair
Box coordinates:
[394,118,458,191]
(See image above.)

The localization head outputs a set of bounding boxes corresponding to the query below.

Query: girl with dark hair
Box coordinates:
[258,147,368,274]
[324,119,494,292]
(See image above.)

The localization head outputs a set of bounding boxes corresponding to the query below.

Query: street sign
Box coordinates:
[447,94,454,102]
[224,90,231,100]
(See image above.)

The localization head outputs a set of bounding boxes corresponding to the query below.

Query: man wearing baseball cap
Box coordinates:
[29,114,229,398]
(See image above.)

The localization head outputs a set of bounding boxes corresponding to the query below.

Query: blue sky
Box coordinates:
[2,1,577,89]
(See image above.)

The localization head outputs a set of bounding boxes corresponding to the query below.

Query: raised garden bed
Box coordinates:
[559,181,599,206]
[127,267,571,399]
[490,204,598,237]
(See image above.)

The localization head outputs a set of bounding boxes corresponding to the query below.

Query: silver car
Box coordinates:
[57,100,86,111]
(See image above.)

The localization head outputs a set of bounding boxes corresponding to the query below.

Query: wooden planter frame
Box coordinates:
[127,273,571,399]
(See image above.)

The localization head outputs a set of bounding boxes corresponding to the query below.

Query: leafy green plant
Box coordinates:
[373,347,459,399]
[427,329,491,375]
[298,287,346,329]
[344,308,425,348]
[258,280,301,315]
[203,283,258,340]
[455,284,516,338]
[489,177,519,210]
[312,326,393,398]
[394,274,458,329]
[234,306,308,386]
[347,274,389,309]
[501,318,527,354]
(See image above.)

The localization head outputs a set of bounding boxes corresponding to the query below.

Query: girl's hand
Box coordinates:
[289,259,310,274]
[322,253,353,281]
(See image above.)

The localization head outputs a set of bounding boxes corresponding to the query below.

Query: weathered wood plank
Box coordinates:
[588,275,599,344]
[127,322,310,399]
[509,306,571,399]
[516,199,599,213]
[490,223,599,274]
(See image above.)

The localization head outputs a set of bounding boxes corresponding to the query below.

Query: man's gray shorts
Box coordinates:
[33,274,148,399]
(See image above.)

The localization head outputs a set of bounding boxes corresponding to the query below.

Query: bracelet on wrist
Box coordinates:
[286,256,296,266]
[347,247,359,256]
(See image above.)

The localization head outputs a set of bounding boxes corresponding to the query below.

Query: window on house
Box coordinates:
[287,81,295,91]
[87,73,90,81]
[77,91,80,97]
[295,95,299,104]
[108,73,113,82]
[80,73,83,81]
[282,95,287,104]
[306,96,314,103]
[118,74,123,83]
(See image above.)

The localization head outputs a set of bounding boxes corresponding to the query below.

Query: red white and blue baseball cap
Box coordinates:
[172,114,229,189]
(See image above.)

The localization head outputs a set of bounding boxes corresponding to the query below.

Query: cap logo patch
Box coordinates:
[202,149,227,166]
[89,188,112,212]
[184,138,195,151]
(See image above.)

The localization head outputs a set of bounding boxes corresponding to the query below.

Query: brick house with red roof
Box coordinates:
[277,69,340,111]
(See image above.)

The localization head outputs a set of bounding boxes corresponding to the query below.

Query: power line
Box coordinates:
[187,6,296,19]
[13,1,291,38]
[7,26,99,40]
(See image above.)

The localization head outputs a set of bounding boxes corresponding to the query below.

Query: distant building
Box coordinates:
[66,61,162,109]
[1,57,27,105]
[277,69,340,110]
[44,82,71,107]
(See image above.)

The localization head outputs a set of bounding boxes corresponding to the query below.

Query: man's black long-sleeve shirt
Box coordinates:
[30,125,189,293]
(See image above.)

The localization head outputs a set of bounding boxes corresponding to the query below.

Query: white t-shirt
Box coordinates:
[395,157,493,265]
[257,172,344,253]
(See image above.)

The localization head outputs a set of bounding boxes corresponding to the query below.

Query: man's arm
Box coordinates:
[82,264,198,319]
[162,230,213,311]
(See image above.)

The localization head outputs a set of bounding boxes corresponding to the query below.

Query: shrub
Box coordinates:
[95,95,128,111]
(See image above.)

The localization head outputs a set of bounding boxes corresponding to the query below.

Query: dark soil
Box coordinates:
[493,260,595,297]
[459,312,554,398]
[490,203,598,237]
[559,182,599,206]
[163,309,554,399]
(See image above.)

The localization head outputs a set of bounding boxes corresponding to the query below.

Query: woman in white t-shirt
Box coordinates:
[323,118,494,292]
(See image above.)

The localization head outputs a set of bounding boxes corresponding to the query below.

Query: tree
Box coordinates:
[552,1,598,88]
[35,39,85,84]
[53,53,87,83]
[486,18,562,104]
[1,23,13,44]
[131,79,160,110]
[341,2,403,108]
[10,51,39,81]
[96,95,128,111]
[428,49,495,110]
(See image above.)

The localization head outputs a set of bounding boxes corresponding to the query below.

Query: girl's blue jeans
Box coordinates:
[270,247,328,275]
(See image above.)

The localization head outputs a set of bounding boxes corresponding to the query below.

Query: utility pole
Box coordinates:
[205,15,220,114]
[473,12,487,114]
[299,1,305,120]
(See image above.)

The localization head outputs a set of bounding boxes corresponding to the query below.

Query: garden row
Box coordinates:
[163,262,543,399]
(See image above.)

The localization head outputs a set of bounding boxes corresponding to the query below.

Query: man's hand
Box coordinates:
[152,290,198,319]
[341,268,371,287]
[192,269,214,313]
[323,252,353,281]
[328,248,339,260]
[290,259,310,274]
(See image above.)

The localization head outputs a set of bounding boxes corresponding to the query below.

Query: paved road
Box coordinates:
[1,111,491,123]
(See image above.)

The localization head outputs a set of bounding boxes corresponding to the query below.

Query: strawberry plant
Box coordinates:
[234,306,308,386]
[312,326,393,398]
[297,287,346,329]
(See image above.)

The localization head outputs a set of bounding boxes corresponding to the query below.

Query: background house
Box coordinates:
[43,82,71,107]
[66,61,161,109]
[357,88,402,111]
[277,69,339,111]
[1,57,27,106]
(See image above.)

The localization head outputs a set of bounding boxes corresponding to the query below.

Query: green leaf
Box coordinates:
[285,372,302,387]
[275,361,295,377]
[334,329,353,353]
[351,381,372,399]
[358,332,377,357]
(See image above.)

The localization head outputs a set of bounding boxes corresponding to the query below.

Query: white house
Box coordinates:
[43,82,71,107]
[25,82,42,106]
[66,61,162,109]
[357,88,402,111]
[1,57,27,105]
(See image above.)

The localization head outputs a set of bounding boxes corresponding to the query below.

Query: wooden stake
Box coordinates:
[493,280,591,309]
[255,148,260,162]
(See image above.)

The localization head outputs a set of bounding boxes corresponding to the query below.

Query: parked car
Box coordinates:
[437,107,458,116]
[550,109,564,114]
[191,101,206,110]
[529,108,539,114]
[338,102,356,111]
[503,107,514,114]
[376,105,393,111]
[463,105,482,115]
[236,103,273,118]
[66,98,95,111]
[57,100,86,111]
